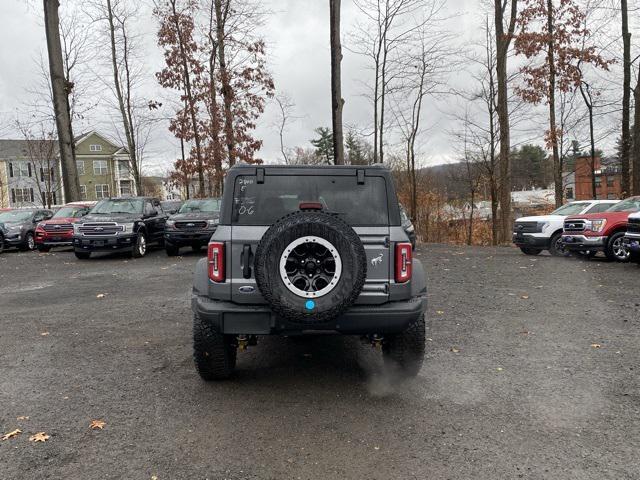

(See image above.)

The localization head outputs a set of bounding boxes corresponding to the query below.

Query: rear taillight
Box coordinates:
[395,242,412,283]
[208,242,225,282]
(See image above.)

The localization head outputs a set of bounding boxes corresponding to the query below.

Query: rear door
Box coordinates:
[229,171,391,305]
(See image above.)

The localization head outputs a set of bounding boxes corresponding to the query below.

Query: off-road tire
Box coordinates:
[382,314,426,378]
[132,231,147,258]
[604,232,629,262]
[520,247,541,256]
[193,312,237,380]
[37,245,51,252]
[254,211,367,325]
[74,251,91,260]
[165,244,180,256]
[0,234,4,255]
[548,232,568,257]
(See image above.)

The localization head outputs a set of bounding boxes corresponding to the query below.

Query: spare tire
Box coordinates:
[254,211,367,324]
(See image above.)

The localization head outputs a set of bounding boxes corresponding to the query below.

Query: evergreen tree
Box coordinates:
[310,127,334,164]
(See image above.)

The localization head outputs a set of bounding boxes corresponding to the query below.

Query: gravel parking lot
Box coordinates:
[1,244,639,479]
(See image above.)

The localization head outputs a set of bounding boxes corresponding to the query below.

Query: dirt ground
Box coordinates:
[1,244,639,479]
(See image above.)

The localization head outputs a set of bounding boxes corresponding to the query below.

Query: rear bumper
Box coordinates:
[165,231,213,246]
[192,295,428,335]
[512,233,549,249]
[561,234,606,251]
[73,234,137,252]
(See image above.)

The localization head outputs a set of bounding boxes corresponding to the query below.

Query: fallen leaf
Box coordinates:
[591,343,602,349]
[96,293,107,299]
[40,332,50,336]
[521,295,529,299]
[17,416,29,421]
[151,476,158,480]
[436,310,444,315]
[450,347,460,353]
[496,367,503,372]
[89,420,106,430]
[1,429,22,440]
[29,432,49,443]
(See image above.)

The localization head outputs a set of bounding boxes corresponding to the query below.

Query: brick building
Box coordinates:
[564,156,622,201]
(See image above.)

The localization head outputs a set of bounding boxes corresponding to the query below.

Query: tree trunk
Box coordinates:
[43,0,80,203]
[494,0,517,243]
[546,0,562,208]
[214,0,236,167]
[633,73,640,195]
[170,0,204,196]
[207,6,223,192]
[621,0,631,197]
[106,0,141,195]
[329,0,345,165]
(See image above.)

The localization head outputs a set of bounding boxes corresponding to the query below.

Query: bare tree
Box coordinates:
[43,0,81,202]
[273,93,297,164]
[494,0,518,243]
[621,0,631,196]
[330,0,345,165]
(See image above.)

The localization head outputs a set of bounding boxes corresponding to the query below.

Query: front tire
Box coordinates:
[520,247,541,256]
[74,251,91,260]
[132,231,147,258]
[548,232,568,257]
[0,234,4,255]
[382,315,426,379]
[604,232,629,262]
[20,232,36,251]
[193,313,237,380]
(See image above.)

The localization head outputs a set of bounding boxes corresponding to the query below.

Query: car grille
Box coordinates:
[628,217,640,234]
[77,223,124,236]
[513,221,539,234]
[564,219,586,232]
[175,221,207,230]
[43,224,73,232]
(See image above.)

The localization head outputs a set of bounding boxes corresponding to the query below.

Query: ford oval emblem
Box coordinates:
[238,286,255,294]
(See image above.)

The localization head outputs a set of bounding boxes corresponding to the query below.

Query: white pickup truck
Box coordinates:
[513,200,619,256]
[624,211,640,263]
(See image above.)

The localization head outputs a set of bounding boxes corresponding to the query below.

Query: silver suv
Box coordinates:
[191,165,428,380]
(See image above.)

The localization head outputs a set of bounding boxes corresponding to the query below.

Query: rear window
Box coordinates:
[232,175,389,226]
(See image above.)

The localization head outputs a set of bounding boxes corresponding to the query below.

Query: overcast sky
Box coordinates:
[0,0,632,175]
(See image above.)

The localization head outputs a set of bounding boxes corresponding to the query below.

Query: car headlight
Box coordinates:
[119,222,135,233]
[587,219,607,232]
[166,219,175,228]
[8,225,21,231]
[537,221,550,232]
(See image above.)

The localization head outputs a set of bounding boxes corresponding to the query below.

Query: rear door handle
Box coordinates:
[241,244,252,279]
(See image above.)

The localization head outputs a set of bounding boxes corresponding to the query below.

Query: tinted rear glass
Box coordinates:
[232,175,389,226]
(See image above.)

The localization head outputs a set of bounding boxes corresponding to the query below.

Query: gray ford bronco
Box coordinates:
[191,164,427,380]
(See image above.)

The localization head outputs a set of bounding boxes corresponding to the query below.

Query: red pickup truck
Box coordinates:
[561,196,640,261]
[35,202,94,252]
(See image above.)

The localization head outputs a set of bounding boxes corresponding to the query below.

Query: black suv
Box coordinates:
[191,165,428,380]
[165,198,220,256]
[72,197,167,259]
[0,209,54,252]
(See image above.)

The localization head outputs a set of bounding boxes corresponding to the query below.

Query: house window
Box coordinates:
[93,160,108,175]
[607,176,615,187]
[12,188,34,204]
[120,180,132,196]
[566,187,574,199]
[79,185,87,201]
[77,160,85,175]
[607,193,617,200]
[17,162,31,177]
[595,176,602,188]
[95,184,110,199]
[90,144,103,152]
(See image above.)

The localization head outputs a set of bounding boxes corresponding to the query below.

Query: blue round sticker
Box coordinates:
[305,300,315,310]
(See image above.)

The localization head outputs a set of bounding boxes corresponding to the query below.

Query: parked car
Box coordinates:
[562,196,640,262]
[0,208,54,252]
[191,164,427,380]
[34,202,95,252]
[161,200,184,215]
[72,197,167,260]
[164,198,220,256]
[513,200,618,256]
[623,211,640,264]
[399,204,417,249]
